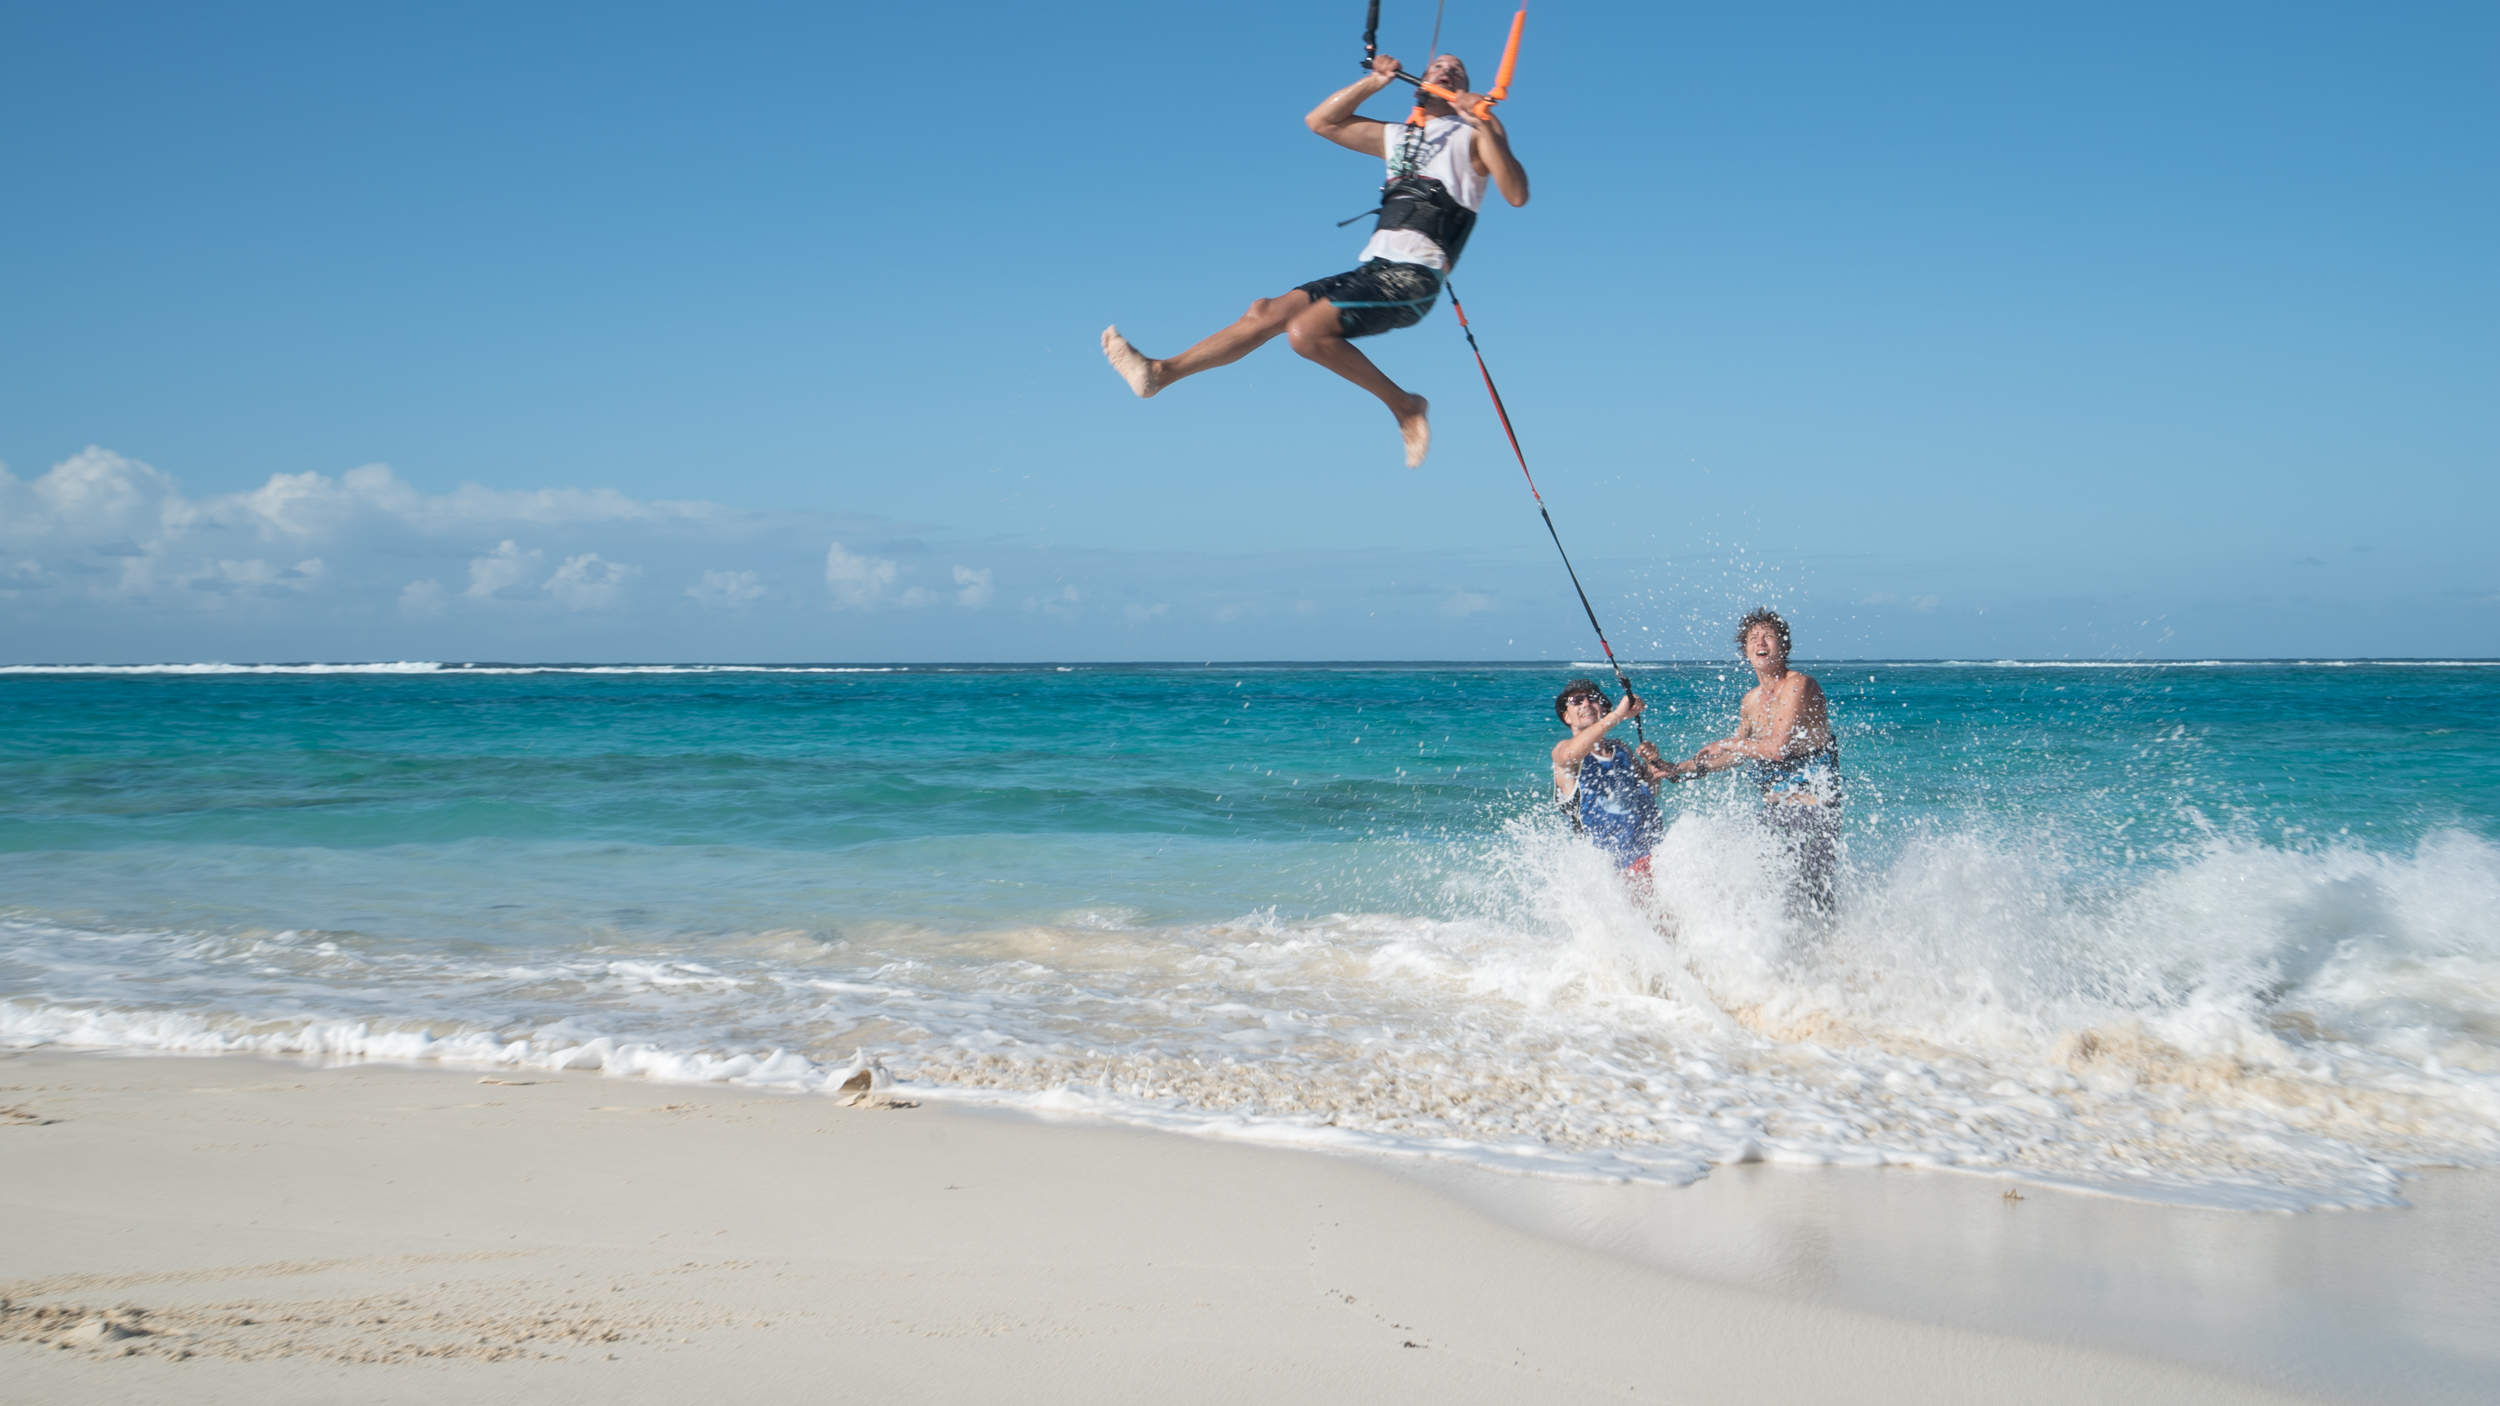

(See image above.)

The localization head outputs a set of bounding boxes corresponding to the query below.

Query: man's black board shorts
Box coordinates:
[1297,259,1444,339]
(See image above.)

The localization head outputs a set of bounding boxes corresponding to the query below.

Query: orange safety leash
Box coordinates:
[1354,8,1630,717]
[1447,286,1646,739]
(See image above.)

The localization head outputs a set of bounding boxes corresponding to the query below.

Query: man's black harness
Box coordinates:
[1372,173,1476,266]
[1334,168,1478,269]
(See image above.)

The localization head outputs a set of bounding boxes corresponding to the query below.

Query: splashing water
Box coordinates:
[2,662,2494,1209]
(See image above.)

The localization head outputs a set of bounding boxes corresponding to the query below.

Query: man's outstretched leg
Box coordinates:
[1101,292,1313,400]
[1284,295,1430,467]
[1103,282,1430,467]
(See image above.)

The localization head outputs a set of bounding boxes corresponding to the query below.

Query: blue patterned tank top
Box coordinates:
[1572,742,1662,869]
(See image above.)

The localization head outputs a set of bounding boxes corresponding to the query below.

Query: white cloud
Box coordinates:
[253,558,321,590]
[3,449,717,551]
[1440,590,1493,618]
[1024,583,1081,617]
[13,446,176,539]
[545,552,635,610]
[0,446,760,620]
[400,579,447,617]
[825,540,898,609]
[687,569,766,608]
[952,565,993,608]
[466,540,543,599]
[3,444,1693,661]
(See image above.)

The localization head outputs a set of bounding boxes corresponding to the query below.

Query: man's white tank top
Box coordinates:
[1356,116,1485,272]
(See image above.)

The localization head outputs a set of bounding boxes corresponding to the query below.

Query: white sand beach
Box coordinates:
[3,1048,2490,1404]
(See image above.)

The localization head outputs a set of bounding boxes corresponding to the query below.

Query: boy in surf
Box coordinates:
[1553,679,1671,879]
[1662,609,1844,911]
[1100,53,1531,468]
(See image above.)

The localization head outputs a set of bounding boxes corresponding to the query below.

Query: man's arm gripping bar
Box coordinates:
[1354,7,1524,121]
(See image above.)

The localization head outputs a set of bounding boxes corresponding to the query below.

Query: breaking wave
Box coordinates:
[7,817,2495,1211]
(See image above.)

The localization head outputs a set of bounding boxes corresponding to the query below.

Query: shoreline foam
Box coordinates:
[10,817,2497,1215]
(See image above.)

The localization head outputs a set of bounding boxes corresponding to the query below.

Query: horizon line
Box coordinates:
[5,657,2497,673]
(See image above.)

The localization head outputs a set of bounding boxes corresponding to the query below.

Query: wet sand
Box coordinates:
[2,1048,2483,1404]
[1420,1159,2500,1403]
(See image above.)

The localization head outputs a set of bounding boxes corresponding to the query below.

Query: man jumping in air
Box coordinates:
[1100,53,1531,468]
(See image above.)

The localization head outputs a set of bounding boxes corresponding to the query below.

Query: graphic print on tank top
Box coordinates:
[1571,742,1662,869]
[1358,116,1486,271]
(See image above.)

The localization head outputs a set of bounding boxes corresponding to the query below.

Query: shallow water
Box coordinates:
[3,660,2496,1209]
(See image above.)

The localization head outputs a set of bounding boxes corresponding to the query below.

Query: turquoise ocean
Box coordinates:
[4,660,2496,1210]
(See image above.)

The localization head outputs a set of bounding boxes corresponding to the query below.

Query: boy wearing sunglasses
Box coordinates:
[1551,679,1673,878]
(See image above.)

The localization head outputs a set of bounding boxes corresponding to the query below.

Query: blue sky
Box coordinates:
[2,0,2492,662]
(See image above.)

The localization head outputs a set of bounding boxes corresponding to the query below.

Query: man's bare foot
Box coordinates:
[1396,395,1430,468]
[1101,326,1162,398]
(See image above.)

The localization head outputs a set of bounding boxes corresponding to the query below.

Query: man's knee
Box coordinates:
[1242,291,1309,326]
[1286,307,1344,357]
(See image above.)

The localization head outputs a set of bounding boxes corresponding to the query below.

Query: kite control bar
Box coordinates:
[1359,4,1524,121]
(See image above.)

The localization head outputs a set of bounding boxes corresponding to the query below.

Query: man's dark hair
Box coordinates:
[1553,677,1608,721]
[1734,608,1791,654]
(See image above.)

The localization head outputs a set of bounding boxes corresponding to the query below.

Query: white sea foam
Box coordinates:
[0,662,904,675]
[10,660,2488,677]
[0,661,452,675]
[1581,659,2499,670]
[4,823,2496,1210]
[1928,659,2500,669]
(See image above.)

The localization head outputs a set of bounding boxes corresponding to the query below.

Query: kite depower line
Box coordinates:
[1360,1,1645,738]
